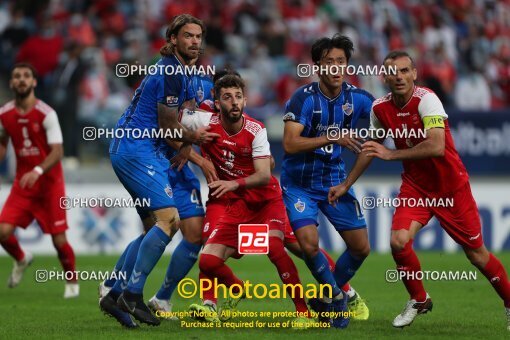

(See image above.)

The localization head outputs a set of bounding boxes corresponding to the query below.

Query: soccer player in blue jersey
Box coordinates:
[281,34,373,327]
[99,14,219,328]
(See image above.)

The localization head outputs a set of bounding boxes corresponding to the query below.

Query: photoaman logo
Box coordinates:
[238,224,269,254]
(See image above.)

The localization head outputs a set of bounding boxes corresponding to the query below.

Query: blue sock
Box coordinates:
[304,252,342,298]
[127,226,171,295]
[104,240,132,287]
[156,239,201,300]
[333,250,366,288]
[110,234,144,298]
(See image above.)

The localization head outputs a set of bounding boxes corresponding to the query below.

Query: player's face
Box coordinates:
[318,48,347,89]
[10,67,36,98]
[172,23,202,62]
[383,57,417,96]
[216,87,246,123]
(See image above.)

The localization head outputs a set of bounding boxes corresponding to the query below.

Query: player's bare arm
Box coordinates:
[208,157,271,198]
[157,103,219,144]
[19,143,63,189]
[0,133,9,162]
[166,139,218,182]
[283,121,362,154]
[363,127,445,161]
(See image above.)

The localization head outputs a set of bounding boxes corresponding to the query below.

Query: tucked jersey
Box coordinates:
[181,110,281,203]
[282,81,374,191]
[371,86,468,194]
[109,55,194,157]
[0,100,64,196]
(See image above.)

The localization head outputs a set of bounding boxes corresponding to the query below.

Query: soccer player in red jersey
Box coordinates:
[0,63,78,298]
[329,51,510,329]
[182,74,316,328]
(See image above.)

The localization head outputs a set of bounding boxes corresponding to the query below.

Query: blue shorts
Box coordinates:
[168,165,205,219]
[281,177,366,232]
[110,152,175,219]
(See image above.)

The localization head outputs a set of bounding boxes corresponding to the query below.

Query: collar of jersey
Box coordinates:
[316,81,345,102]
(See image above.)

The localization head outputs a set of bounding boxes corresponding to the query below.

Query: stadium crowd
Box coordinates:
[0,0,509,158]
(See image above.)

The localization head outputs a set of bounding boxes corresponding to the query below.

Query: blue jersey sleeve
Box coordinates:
[354,89,375,120]
[157,74,184,108]
[283,91,313,127]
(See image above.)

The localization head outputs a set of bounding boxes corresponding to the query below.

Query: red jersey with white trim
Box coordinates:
[371,86,468,194]
[200,113,281,203]
[0,100,64,196]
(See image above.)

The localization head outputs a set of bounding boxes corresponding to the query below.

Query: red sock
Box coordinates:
[392,239,427,301]
[1,234,25,262]
[199,254,243,294]
[341,282,351,293]
[56,242,77,282]
[269,237,309,315]
[480,253,510,308]
[199,270,218,305]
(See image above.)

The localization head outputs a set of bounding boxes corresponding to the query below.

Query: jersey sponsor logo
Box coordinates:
[397,112,410,117]
[491,276,501,283]
[18,118,29,123]
[342,103,353,116]
[238,224,269,254]
[223,140,236,146]
[294,199,305,213]
[283,112,296,121]
[165,184,173,198]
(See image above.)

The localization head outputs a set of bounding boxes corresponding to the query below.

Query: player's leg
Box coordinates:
[51,232,79,298]
[118,206,180,326]
[0,223,33,288]
[151,173,204,316]
[0,192,35,288]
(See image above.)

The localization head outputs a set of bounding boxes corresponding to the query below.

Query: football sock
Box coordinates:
[110,234,144,299]
[56,242,77,282]
[127,226,171,294]
[392,239,427,302]
[303,251,342,298]
[199,270,217,306]
[480,253,510,308]
[268,237,309,314]
[199,254,243,294]
[156,239,201,300]
[104,239,132,287]
[320,248,336,271]
[333,250,366,288]
[1,234,24,262]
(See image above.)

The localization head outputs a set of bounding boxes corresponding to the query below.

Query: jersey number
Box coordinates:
[22,126,32,148]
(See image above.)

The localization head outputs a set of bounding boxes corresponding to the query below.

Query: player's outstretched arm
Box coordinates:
[283,121,331,154]
[328,150,373,205]
[208,157,271,198]
[158,103,219,144]
[363,128,445,161]
[166,139,218,182]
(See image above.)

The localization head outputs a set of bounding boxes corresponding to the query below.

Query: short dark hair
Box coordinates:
[12,62,37,79]
[214,74,245,98]
[213,69,241,84]
[383,50,415,67]
[160,14,205,56]
[311,34,354,64]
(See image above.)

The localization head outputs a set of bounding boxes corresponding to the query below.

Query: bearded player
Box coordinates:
[329,50,510,329]
[0,63,78,298]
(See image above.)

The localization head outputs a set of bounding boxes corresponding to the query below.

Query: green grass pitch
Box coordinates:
[1,252,509,339]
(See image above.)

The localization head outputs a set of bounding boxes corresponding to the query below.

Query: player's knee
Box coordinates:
[199,253,222,273]
[51,233,67,248]
[350,244,370,259]
[268,237,285,262]
[0,224,13,241]
[301,242,319,257]
[390,233,409,252]
[464,247,488,268]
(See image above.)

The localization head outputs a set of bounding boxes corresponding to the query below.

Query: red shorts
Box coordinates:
[392,180,482,249]
[0,183,68,234]
[204,197,287,248]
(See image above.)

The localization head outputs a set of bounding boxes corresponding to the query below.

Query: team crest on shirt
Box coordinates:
[342,103,353,116]
[294,199,305,213]
[164,184,173,198]
[32,123,40,132]
[166,96,178,105]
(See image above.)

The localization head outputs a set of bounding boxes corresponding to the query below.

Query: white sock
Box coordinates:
[346,287,356,299]
[203,300,216,309]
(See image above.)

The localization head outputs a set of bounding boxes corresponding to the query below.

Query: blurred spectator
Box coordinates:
[454,71,491,111]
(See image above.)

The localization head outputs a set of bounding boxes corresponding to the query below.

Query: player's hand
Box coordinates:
[193,126,220,145]
[362,141,393,160]
[328,183,350,206]
[199,157,218,183]
[19,170,40,189]
[335,130,364,153]
[170,143,192,171]
[208,180,239,198]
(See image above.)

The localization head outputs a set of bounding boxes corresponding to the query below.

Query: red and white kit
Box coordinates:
[371,86,482,249]
[0,100,68,234]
